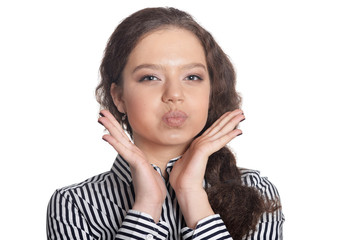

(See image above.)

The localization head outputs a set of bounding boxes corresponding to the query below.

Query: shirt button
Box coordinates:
[146,234,153,240]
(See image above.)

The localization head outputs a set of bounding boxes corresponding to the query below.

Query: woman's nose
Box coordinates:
[161,79,184,103]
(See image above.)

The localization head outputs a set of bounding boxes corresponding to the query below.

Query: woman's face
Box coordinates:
[112,28,210,150]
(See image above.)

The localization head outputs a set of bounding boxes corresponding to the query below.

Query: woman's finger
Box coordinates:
[201,111,232,136]
[208,113,244,141]
[204,109,243,136]
[99,109,124,133]
[98,112,137,160]
[209,128,243,151]
[99,116,129,142]
[98,110,130,141]
[202,109,244,138]
[102,134,142,165]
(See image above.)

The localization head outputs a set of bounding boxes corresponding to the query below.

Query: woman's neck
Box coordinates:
[133,138,189,175]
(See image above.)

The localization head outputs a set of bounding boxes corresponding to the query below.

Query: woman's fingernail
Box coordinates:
[98,120,103,126]
[102,137,108,142]
[237,133,243,136]
[99,112,105,117]
[240,118,246,122]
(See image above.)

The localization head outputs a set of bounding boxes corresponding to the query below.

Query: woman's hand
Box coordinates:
[169,109,245,228]
[98,110,166,222]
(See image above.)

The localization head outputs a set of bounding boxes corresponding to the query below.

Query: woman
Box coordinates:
[47,7,284,240]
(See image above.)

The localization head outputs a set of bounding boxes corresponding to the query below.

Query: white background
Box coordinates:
[1,0,360,239]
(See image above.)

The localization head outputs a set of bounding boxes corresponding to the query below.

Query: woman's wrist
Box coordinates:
[175,188,214,229]
[132,201,163,223]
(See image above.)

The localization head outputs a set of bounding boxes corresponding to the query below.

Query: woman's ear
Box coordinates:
[110,83,126,113]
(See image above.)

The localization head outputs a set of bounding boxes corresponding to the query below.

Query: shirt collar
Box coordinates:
[111,154,133,185]
[111,154,182,185]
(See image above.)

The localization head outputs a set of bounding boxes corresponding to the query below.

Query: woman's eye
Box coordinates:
[139,75,159,82]
[186,75,202,81]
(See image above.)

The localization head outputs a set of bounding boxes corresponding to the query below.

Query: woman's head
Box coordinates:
[96,7,241,137]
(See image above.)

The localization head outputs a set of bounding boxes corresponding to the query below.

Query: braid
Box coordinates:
[206,147,279,239]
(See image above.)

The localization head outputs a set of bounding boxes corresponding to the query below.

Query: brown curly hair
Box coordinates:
[96,7,279,239]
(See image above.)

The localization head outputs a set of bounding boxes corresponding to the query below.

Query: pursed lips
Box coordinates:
[161,110,188,127]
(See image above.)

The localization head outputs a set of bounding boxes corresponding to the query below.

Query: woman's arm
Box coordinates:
[99,110,167,223]
[170,109,244,229]
[47,188,171,240]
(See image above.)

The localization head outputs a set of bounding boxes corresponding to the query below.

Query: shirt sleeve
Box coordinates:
[115,210,169,240]
[47,190,171,240]
[47,190,95,240]
[181,214,232,240]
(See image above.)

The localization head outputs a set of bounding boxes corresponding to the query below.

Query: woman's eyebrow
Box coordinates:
[132,64,164,73]
[181,63,207,71]
[132,63,207,74]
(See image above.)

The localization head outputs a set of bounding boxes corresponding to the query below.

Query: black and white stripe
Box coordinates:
[240,169,285,240]
[47,155,284,239]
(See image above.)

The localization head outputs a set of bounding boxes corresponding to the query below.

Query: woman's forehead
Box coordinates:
[126,28,206,70]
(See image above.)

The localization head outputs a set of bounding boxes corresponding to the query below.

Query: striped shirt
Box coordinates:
[47,155,284,239]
